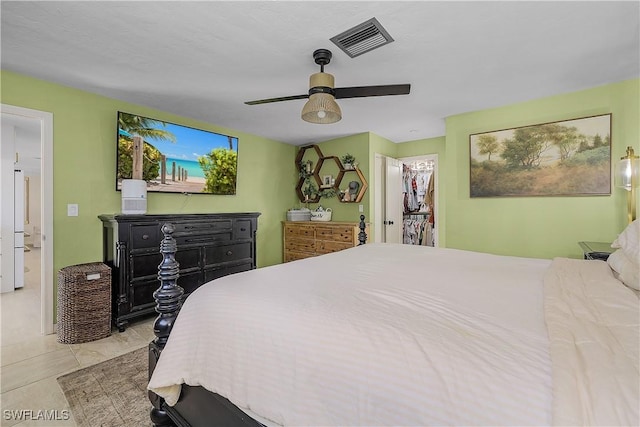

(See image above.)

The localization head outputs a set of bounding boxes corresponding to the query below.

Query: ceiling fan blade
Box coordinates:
[334,84,411,99]
[245,94,309,105]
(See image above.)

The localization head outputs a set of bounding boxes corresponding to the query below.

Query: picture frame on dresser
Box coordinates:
[98,212,260,331]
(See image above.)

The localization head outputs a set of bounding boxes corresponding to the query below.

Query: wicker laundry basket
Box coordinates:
[57,262,112,344]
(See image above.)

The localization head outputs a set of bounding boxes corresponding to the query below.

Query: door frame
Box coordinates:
[1,104,54,335]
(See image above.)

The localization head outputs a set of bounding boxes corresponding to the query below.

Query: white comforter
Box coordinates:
[544,257,639,426]
[149,243,556,426]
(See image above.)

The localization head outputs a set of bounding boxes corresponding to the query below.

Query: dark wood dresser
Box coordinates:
[99,213,260,331]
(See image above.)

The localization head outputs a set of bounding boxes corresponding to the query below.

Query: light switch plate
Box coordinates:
[67,204,78,217]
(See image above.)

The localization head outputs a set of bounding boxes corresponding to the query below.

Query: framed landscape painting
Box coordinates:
[469,114,611,197]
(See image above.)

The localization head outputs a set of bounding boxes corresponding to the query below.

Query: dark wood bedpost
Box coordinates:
[358,214,367,245]
[149,223,183,427]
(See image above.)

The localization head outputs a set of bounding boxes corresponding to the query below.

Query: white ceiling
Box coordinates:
[2,1,638,146]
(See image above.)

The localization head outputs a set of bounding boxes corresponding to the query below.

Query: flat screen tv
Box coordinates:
[116,111,238,195]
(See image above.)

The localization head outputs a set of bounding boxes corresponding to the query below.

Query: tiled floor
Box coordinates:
[0,248,155,426]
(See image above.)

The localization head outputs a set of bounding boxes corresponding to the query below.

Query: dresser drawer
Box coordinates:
[130,270,203,312]
[284,251,312,262]
[174,220,233,234]
[316,226,354,242]
[205,242,251,266]
[131,246,200,279]
[318,240,354,254]
[129,224,161,250]
[284,224,315,238]
[285,238,315,252]
[234,219,253,240]
[129,278,158,312]
[174,232,232,247]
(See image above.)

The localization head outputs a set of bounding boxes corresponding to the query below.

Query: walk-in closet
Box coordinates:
[401,158,435,247]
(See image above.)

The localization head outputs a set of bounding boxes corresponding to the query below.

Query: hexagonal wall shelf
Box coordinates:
[335,166,368,203]
[295,145,324,203]
[294,144,368,204]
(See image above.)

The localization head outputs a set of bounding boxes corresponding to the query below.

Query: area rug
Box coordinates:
[57,347,149,427]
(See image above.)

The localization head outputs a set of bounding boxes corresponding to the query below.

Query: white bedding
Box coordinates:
[149,243,556,426]
[544,258,639,426]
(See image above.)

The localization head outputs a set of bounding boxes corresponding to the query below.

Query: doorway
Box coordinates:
[399,155,438,247]
[374,153,438,246]
[1,104,54,335]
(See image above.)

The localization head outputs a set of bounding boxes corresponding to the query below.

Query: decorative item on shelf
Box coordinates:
[615,146,640,223]
[310,206,332,222]
[295,145,323,204]
[348,181,360,200]
[341,153,357,170]
[318,187,338,199]
[335,164,368,203]
[303,182,318,207]
[287,208,311,221]
[299,159,318,207]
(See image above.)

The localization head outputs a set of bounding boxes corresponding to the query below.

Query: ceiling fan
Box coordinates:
[244,49,411,124]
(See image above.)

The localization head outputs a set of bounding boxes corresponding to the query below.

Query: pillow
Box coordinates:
[607,248,640,290]
[611,219,640,262]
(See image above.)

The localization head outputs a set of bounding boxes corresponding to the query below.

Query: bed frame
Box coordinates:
[148,215,368,427]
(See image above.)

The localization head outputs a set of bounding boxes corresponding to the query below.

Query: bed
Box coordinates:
[147,217,639,427]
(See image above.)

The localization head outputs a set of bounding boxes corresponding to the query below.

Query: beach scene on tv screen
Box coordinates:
[117,112,238,194]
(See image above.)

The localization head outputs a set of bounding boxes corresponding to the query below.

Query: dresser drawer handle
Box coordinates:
[142,234,149,240]
[240,227,247,231]
[226,250,233,256]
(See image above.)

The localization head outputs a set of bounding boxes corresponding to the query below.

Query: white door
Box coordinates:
[0,122,16,293]
[384,157,403,243]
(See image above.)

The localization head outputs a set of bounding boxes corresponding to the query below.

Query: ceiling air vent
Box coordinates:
[330,17,394,58]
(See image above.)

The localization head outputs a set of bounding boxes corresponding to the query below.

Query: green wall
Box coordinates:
[3,69,636,298]
[1,71,298,285]
[312,79,639,259]
[444,79,639,259]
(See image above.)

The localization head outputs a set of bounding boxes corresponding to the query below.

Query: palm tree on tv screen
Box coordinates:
[118,113,176,181]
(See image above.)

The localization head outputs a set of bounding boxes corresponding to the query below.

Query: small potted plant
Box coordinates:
[319,187,337,199]
[302,181,317,206]
[341,153,357,170]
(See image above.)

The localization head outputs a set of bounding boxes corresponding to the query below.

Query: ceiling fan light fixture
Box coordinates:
[302,71,341,124]
[302,92,342,124]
